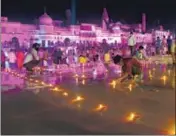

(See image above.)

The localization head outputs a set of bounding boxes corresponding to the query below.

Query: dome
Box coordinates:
[39,13,53,25]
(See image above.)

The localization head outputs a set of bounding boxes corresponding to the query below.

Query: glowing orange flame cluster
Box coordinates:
[94,104,107,112]
[166,123,175,135]
[128,84,133,92]
[109,80,116,89]
[161,75,167,85]
[72,96,84,103]
[63,92,68,96]
[126,112,141,122]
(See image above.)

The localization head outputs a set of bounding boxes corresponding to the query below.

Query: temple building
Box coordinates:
[1,9,170,47]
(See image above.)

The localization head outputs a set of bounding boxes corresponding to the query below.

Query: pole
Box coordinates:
[71,0,76,25]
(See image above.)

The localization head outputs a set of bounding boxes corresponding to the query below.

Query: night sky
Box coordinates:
[1,0,176,28]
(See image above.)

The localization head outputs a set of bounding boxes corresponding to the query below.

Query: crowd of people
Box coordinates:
[1,32,176,82]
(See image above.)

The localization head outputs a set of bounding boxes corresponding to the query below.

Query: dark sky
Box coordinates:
[1,0,176,28]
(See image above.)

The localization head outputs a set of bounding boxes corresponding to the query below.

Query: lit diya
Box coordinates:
[62,92,68,96]
[168,124,175,135]
[128,84,133,92]
[94,104,107,112]
[109,80,116,89]
[161,75,167,85]
[126,112,141,122]
[52,87,61,92]
[71,96,84,103]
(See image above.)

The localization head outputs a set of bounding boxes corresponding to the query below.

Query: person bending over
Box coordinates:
[23,43,40,73]
[113,55,142,83]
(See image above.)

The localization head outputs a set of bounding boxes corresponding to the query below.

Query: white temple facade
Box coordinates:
[1,11,170,47]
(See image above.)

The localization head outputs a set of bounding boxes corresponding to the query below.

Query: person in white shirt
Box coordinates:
[23,43,40,72]
[128,32,136,56]
[8,49,17,69]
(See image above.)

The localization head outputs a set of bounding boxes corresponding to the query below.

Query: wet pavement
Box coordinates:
[1,56,175,135]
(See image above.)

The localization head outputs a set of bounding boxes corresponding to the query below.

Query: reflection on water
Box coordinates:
[1,63,175,134]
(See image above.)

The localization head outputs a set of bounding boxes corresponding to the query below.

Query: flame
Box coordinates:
[149,70,153,79]
[168,124,175,135]
[126,112,140,122]
[52,87,61,92]
[128,84,133,92]
[63,92,68,96]
[94,104,107,112]
[161,75,167,85]
[109,80,116,89]
[72,96,84,103]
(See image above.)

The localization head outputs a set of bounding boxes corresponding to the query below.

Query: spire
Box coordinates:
[102,8,109,22]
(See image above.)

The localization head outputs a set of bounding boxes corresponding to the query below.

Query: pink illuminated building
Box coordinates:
[1,9,170,47]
